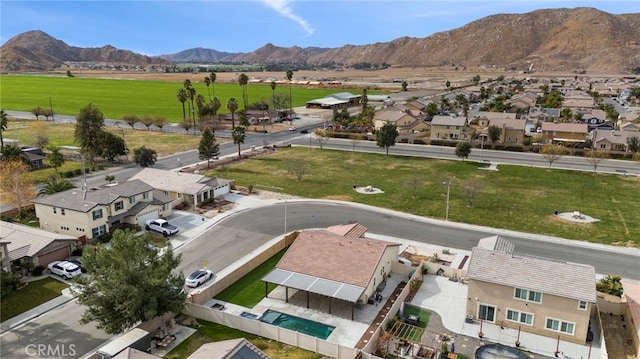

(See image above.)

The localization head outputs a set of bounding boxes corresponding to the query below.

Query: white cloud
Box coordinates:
[260,0,315,35]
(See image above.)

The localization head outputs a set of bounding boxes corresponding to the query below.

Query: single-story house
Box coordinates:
[0,221,77,271]
[466,236,596,344]
[32,180,172,241]
[306,92,361,109]
[592,129,637,152]
[128,168,231,208]
[187,338,268,359]
[262,226,400,320]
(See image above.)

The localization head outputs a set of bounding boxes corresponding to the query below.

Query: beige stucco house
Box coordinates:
[32,180,172,241]
[466,236,596,344]
[592,129,637,152]
[488,118,527,144]
[263,224,400,319]
[430,115,474,141]
[128,168,231,208]
[0,221,77,270]
[540,122,588,144]
[373,107,428,135]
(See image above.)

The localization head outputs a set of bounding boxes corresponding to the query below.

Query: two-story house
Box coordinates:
[430,115,474,141]
[488,118,527,144]
[592,129,637,152]
[540,122,588,145]
[466,237,596,344]
[373,107,429,135]
[32,180,172,241]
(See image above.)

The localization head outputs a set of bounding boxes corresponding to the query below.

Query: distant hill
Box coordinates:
[0,30,170,71]
[2,8,639,73]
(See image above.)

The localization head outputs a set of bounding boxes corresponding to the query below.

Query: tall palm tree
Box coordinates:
[209,97,221,116]
[270,81,277,111]
[238,73,249,109]
[188,87,197,130]
[176,88,188,122]
[231,126,245,158]
[209,72,216,98]
[203,76,211,98]
[286,70,294,118]
[195,94,205,118]
[0,109,8,149]
[38,175,75,196]
[226,97,239,128]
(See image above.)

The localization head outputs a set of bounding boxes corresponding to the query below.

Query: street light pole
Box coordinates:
[284,200,288,234]
[444,176,456,221]
[480,134,485,161]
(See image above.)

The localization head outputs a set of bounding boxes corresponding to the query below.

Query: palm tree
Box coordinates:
[226,97,239,128]
[238,73,249,109]
[203,76,211,98]
[209,96,221,116]
[195,94,205,119]
[188,87,197,130]
[176,88,188,122]
[209,72,216,98]
[231,126,245,158]
[286,70,294,118]
[270,81,277,111]
[0,109,8,149]
[38,175,75,196]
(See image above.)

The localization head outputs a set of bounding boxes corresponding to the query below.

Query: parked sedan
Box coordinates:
[66,256,86,273]
[185,269,213,288]
[47,261,82,280]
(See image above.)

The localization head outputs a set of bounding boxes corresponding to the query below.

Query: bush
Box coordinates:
[97,233,112,243]
[32,265,45,276]
[96,165,105,171]
[1,270,17,297]
[72,246,84,256]
[74,169,82,176]
[413,138,426,145]
[505,146,524,152]
[64,170,74,178]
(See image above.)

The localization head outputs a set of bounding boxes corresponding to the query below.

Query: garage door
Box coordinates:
[137,210,160,228]
[37,246,72,267]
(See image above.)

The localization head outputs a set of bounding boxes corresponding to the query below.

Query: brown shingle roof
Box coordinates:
[326,223,368,238]
[277,230,399,288]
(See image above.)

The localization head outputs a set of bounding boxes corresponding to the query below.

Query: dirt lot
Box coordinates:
[600,313,636,359]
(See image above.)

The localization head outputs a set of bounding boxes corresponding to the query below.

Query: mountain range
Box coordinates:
[1,7,639,73]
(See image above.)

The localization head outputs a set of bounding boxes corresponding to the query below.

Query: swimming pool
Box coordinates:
[259,309,335,339]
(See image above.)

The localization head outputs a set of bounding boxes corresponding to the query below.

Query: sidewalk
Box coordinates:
[0,278,76,334]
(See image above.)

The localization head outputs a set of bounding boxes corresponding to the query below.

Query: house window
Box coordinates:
[115,201,124,211]
[143,192,149,199]
[53,207,57,214]
[61,209,65,216]
[92,209,103,220]
[478,304,496,322]
[129,196,136,204]
[92,225,106,238]
[506,309,534,325]
[545,318,575,335]
[514,288,542,303]
[578,300,587,310]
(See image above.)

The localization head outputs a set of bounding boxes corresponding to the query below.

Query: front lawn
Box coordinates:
[214,248,287,308]
[165,319,323,359]
[1,277,68,322]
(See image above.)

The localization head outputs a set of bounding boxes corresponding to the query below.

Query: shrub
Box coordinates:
[505,146,523,152]
[64,170,74,178]
[74,169,82,176]
[96,165,105,171]
[72,246,84,256]
[413,138,426,145]
[1,270,17,297]
[32,265,45,276]
[97,233,112,243]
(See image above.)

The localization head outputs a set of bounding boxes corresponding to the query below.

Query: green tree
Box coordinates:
[198,127,219,168]
[401,81,408,91]
[286,69,294,116]
[455,141,472,162]
[0,145,29,165]
[270,81,277,109]
[445,80,451,89]
[209,72,217,97]
[46,146,65,172]
[38,175,75,196]
[75,229,186,335]
[0,109,7,149]
[596,275,623,297]
[176,88,188,123]
[203,76,211,98]
[1,269,17,298]
[425,102,438,119]
[133,146,157,167]
[231,126,246,158]
[226,97,239,128]
[238,73,249,109]
[74,103,105,162]
[626,136,640,153]
[488,125,502,145]
[376,123,398,157]
[97,130,127,161]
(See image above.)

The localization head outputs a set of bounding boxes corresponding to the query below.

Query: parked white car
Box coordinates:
[47,261,82,280]
[185,269,213,288]
[145,219,179,236]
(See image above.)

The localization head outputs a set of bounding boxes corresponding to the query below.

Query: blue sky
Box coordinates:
[1,1,638,56]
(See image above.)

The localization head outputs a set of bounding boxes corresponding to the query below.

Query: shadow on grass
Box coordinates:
[0,277,68,322]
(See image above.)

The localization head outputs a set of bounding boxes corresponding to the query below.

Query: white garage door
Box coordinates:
[137,210,160,228]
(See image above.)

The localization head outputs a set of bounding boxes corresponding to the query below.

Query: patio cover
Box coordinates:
[263,268,365,303]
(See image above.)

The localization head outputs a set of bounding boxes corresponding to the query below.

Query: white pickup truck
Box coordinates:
[145,219,179,236]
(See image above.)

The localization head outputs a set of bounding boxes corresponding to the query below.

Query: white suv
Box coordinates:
[47,261,82,280]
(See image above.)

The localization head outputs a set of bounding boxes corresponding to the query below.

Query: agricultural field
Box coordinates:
[1,74,371,122]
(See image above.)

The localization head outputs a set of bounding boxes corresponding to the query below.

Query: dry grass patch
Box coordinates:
[323,195,353,201]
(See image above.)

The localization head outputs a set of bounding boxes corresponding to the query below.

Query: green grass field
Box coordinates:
[1,277,68,322]
[1,75,368,122]
[401,305,431,328]
[214,248,287,308]
[208,147,640,246]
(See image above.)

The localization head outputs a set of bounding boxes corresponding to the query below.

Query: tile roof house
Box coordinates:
[528,107,560,123]
[466,238,596,344]
[487,118,527,144]
[592,129,637,152]
[430,115,474,141]
[0,221,77,269]
[128,168,231,208]
[620,121,640,132]
[263,228,400,319]
[32,180,172,241]
[373,107,429,135]
[540,122,588,144]
[507,92,537,109]
[187,338,269,359]
[563,91,596,110]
